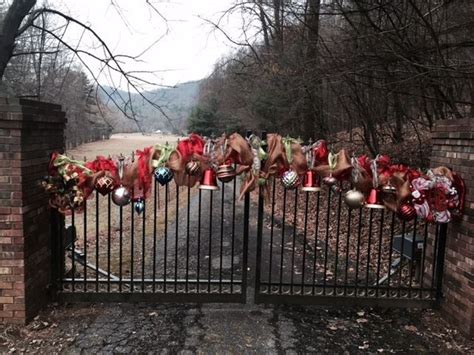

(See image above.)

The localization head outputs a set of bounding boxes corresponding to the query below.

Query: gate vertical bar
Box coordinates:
[254,131,266,300]
[242,130,252,301]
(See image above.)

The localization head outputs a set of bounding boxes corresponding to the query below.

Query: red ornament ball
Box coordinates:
[397,203,417,221]
[95,175,115,196]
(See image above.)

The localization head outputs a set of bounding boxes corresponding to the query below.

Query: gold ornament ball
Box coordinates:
[185,160,201,176]
[344,189,365,209]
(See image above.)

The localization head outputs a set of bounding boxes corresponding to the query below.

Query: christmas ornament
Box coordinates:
[365,156,385,209]
[199,168,219,190]
[381,184,397,195]
[397,203,416,221]
[112,186,131,206]
[112,156,131,207]
[281,170,300,189]
[199,139,219,190]
[323,175,337,187]
[134,198,145,215]
[323,150,338,188]
[344,189,365,209]
[366,188,385,209]
[154,167,174,186]
[301,170,321,192]
[95,175,115,195]
[216,163,235,183]
[185,160,201,176]
[301,143,320,192]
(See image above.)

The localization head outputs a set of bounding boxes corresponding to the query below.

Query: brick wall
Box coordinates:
[430,118,474,338]
[0,98,65,324]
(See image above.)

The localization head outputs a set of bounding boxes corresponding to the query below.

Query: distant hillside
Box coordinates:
[100,80,201,134]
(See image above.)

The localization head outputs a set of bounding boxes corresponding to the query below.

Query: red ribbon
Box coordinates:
[48,151,59,176]
[313,140,329,165]
[177,133,205,161]
[452,172,465,215]
[358,155,372,177]
[136,147,153,198]
[85,156,118,175]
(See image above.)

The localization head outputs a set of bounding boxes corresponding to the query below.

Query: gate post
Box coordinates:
[0,98,66,324]
[429,118,474,337]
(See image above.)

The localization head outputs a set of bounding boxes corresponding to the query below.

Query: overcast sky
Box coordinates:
[49,0,252,90]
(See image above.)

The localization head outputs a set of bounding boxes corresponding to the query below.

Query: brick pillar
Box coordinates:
[0,98,66,324]
[430,118,474,338]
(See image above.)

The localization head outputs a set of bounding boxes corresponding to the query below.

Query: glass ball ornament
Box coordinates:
[185,160,201,176]
[281,170,300,190]
[397,203,417,221]
[323,175,337,187]
[95,175,116,196]
[112,185,131,207]
[381,184,397,195]
[216,164,235,183]
[154,167,174,186]
[344,189,365,209]
[134,198,145,215]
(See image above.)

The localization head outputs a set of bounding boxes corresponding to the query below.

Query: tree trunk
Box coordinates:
[0,0,37,82]
[302,0,325,140]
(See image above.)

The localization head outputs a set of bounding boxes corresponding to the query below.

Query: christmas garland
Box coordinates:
[42,133,465,224]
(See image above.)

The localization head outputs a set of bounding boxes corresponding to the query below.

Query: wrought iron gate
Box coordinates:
[52,146,447,308]
[53,177,249,303]
[253,180,447,308]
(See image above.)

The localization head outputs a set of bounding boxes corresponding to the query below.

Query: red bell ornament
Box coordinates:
[301,170,321,192]
[366,188,385,209]
[199,168,219,191]
[397,203,417,221]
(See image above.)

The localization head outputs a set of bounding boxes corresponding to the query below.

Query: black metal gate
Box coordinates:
[52,153,446,308]
[53,176,249,303]
[254,180,447,308]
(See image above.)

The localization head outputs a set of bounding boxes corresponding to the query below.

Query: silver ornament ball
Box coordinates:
[281,170,300,190]
[134,198,145,215]
[323,175,337,187]
[112,186,131,207]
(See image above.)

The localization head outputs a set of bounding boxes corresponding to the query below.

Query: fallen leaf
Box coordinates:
[404,325,418,333]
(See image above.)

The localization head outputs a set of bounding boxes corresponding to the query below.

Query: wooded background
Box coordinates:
[1,0,473,156]
[189,0,474,159]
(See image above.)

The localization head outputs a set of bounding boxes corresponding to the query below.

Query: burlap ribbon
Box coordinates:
[238,134,308,200]
[314,149,352,180]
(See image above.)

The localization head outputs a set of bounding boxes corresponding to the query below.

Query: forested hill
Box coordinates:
[100,80,201,134]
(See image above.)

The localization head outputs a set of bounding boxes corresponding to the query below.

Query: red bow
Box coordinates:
[313,140,329,165]
[48,152,59,176]
[177,134,205,161]
[136,147,153,198]
[85,156,118,175]
[358,155,372,177]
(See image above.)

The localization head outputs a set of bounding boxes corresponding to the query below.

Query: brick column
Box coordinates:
[430,118,474,337]
[0,98,66,324]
